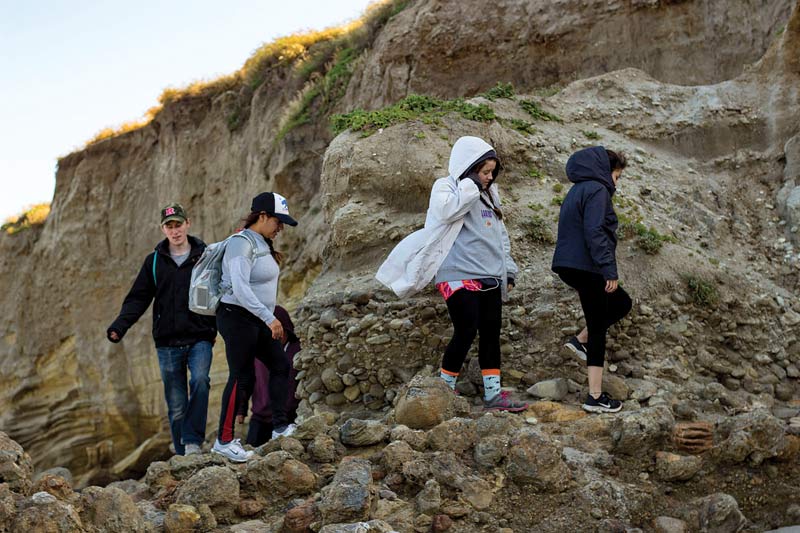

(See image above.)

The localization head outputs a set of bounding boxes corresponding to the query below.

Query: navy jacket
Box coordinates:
[551,146,619,280]
[108,235,217,347]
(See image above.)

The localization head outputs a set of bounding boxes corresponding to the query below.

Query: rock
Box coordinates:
[243,451,317,497]
[105,479,149,501]
[164,504,202,532]
[716,410,786,465]
[309,435,339,463]
[416,479,442,515]
[395,376,469,430]
[654,451,703,481]
[371,498,415,531]
[653,516,688,533]
[0,431,33,495]
[610,405,675,454]
[383,440,415,474]
[12,491,83,532]
[282,499,318,533]
[294,415,332,440]
[175,465,240,524]
[673,421,714,455]
[33,467,73,486]
[238,498,265,517]
[389,425,428,450]
[32,473,75,502]
[231,519,272,532]
[627,379,659,402]
[526,378,569,400]
[474,435,510,468]
[427,417,478,453]
[318,457,373,524]
[432,513,454,532]
[505,428,571,492]
[79,486,147,532]
[526,401,587,422]
[318,519,395,533]
[602,374,631,400]
[340,419,389,447]
[692,493,746,533]
[322,368,345,393]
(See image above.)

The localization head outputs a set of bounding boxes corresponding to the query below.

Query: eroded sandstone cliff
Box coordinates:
[0,1,798,518]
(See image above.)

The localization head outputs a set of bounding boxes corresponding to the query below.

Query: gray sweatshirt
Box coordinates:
[220,229,278,325]
[435,191,511,284]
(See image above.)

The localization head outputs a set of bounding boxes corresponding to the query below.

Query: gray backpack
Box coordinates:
[188,231,268,316]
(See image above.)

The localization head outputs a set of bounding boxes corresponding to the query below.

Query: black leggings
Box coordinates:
[556,267,632,367]
[216,304,289,443]
[441,287,502,374]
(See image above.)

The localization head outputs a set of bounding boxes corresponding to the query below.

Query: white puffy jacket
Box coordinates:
[375,136,517,299]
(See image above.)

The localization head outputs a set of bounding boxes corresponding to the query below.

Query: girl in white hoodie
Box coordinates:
[377,136,526,411]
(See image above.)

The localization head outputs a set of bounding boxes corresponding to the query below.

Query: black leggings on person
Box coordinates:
[441,287,502,374]
[556,267,632,367]
[216,303,290,443]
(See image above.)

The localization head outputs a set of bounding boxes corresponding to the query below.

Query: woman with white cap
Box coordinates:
[211,192,299,462]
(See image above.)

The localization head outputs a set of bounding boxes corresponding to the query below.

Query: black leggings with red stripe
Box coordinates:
[216,303,289,443]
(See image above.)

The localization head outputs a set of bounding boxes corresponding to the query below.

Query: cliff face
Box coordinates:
[0,0,797,489]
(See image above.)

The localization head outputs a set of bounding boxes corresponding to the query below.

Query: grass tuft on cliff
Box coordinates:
[2,203,50,235]
[331,94,496,135]
[82,0,410,147]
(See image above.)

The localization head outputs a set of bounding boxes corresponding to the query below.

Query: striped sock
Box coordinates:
[482,369,501,401]
[440,369,458,390]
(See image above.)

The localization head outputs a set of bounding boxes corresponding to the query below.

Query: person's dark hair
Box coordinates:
[606,149,627,172]
[469,158,504,220]
[241,211,283,265]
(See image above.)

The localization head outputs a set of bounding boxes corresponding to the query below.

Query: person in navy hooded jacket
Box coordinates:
[552,146,632,414]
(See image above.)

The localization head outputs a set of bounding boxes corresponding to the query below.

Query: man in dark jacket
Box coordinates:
[552,146,632,414]
[107,203,217,455]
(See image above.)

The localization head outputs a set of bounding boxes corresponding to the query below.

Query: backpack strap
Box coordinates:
[152,253,157,287]
[232,231,270,261]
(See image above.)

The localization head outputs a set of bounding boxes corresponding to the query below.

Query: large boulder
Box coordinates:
[0,432,33,495]
[12,492,83,532]
[427,417,478,454]
[505,428,571,493]
[688,493,747,533]
[610,405,675,455]
[79,486,148,533]
[243,451,317,498]
[395,376,469,430]
[654,451,703,482]
[715,409,787,465]
[175,465,240,524]
[318,457,373,525]
[340,419,389,447]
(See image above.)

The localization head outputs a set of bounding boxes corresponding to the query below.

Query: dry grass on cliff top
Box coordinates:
[83,0,409,148]
[2,203,50,235]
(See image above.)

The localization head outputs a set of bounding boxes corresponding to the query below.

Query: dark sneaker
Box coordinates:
[484,391,528,412]
[564,336,588,362]
[582,392,622,414]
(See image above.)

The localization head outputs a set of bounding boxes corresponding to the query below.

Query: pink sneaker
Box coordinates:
[483,390,528,412]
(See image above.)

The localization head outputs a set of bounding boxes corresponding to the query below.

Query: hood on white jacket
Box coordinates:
[447,136,497,181]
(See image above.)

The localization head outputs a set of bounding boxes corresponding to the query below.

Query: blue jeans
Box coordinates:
[156,340,213,455]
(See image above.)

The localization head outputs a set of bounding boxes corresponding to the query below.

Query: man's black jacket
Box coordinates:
[108,235,217,347]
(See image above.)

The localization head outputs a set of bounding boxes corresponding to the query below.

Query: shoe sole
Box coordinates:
[563,342,587,363]
[582,403,622,414]
[211,449,249,463]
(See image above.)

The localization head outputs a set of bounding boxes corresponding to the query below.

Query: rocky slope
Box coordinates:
[1,0,799,530]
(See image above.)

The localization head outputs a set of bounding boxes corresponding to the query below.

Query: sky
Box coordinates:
[0,0,375,221]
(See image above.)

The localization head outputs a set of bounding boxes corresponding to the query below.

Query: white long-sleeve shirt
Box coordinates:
[220,228,278,325]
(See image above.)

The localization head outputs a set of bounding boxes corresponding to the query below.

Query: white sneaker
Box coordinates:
[271,423,297,439]
[211,438,253,462]
[184,443,202,456]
